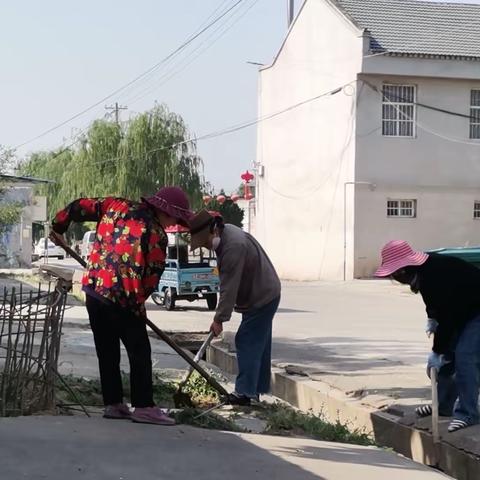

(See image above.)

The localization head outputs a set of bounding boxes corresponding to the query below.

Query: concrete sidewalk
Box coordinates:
[202,280,480,479]
[56,278,479,477]
[0,416,451,480]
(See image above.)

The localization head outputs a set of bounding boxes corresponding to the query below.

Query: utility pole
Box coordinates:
[105,102,128,125]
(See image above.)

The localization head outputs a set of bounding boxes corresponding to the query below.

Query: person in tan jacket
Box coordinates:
[189,210,281,406]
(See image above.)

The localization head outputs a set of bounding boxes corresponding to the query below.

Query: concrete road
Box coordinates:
[0,416,451,480]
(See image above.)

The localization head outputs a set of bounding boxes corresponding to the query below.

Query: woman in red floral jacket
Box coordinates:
[50,187,192,425]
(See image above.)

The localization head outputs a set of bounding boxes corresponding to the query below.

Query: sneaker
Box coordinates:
[103,403,131,420]
[131,407,176,426]
[222,393,251,406]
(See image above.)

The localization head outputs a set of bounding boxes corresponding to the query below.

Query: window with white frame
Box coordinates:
[470,90,480,139]
[474,201,480,219]
[382,85,416,137]
[387,199,417,218]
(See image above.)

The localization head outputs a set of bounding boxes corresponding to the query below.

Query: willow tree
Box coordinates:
[0,147,23,234]
[20,104,205,238]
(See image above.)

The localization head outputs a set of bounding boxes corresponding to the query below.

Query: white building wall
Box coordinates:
[354,74,480,276]
[354,186,480,277]
[256,0,364,280]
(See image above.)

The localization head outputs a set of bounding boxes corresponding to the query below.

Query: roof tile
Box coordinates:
[334,0,480,58]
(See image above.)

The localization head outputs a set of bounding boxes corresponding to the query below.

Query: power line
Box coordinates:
[79,81,357,169]
[114,0,241,104]
[363,80,476,120]
[363,80,480,146]
[14,0,245,150]
[125,0,261,107]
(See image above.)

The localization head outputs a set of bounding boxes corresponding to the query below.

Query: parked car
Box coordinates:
[34,238,64,259]
[81,230,96,260]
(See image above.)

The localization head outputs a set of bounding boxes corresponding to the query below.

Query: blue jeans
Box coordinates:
[437,360,457,416]
[234,297,280,398]
[452,314,480,424]
[436,315,480,424]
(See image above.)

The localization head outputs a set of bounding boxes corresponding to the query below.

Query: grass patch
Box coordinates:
[0,272,42,287]
[182,371,220,407]
[258,403,374,446]
[56,372,177,408]
[55,373,372,445]
[56,372,241,432]
[172,408,242,431]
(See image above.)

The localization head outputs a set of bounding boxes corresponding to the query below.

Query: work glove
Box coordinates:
[426,352,448,378]
[425,318,439,338]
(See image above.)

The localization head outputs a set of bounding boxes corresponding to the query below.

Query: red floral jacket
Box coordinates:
[52,197,167,317]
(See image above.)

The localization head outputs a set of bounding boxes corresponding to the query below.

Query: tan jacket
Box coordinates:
[214,225,281,323]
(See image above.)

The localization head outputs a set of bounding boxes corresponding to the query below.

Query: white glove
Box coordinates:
[426,352,449,378]
[425,318,438,338]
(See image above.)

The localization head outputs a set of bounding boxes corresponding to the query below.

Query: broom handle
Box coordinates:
[431,367,440,444]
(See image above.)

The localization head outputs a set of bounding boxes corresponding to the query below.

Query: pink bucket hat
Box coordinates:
[142,187,193,227]
[375,240,429,277]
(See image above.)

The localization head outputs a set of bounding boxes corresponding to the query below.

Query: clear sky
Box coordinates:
[1,0,479,193]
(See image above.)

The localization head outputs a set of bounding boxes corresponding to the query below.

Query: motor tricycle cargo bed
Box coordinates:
[153,223,220,311]
[161,261,219,293]
[153,260,219,311]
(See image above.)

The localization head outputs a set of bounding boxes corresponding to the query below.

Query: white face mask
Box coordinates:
[212,236,221,251]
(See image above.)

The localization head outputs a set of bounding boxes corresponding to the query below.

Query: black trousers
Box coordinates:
[86,295,154,408]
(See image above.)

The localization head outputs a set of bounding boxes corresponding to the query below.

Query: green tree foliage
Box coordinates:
[20,105,205,239]
[208,190,244,228]
[0,147,23,234]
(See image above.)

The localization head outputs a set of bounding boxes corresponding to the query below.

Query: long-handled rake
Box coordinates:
[173,331,215,408]
[53,238,229,401]
[430,367,441,469]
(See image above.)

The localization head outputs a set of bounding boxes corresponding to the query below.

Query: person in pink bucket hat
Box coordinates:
[376,240,480,432]
[49,186,193,426]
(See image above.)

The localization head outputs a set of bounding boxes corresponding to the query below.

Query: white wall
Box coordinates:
[256,0,364,280]
[237,198,255,234]
[354,74,480,276]
[354,187,480,277]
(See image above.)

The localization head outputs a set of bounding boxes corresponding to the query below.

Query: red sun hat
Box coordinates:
[142,187,193,227]
[375,240,429,277]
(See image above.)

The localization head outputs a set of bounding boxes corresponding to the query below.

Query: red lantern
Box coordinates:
[230,194,240,203]
[216,195,226,205]
[245,192,254,201]
[203,195,211,205]
[241,170,254,184]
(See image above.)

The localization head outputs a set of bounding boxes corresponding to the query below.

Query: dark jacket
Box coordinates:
[214,225,281,323]
[417,253,480,353]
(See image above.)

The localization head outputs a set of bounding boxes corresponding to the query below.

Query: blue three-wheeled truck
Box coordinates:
[151,224,219,311]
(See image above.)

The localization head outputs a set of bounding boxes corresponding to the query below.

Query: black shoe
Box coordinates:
[222,393,251,406]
